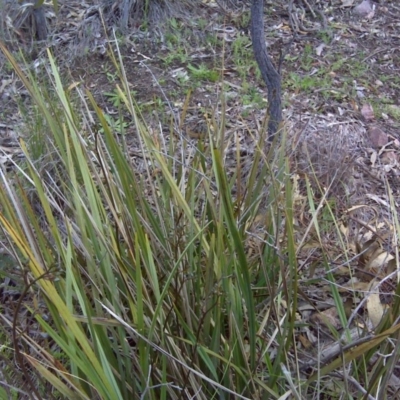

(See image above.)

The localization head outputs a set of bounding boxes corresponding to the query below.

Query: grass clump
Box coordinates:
[0,43,297,399]
[1,39,400,400]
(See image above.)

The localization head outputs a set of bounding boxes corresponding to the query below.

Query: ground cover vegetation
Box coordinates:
[0,0,400,399]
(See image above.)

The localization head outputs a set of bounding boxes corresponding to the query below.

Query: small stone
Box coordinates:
[353,0,373,17]
[369,125,388,148]
[361,103,375,122]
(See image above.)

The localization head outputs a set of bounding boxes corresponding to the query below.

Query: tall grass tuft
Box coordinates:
[2,40,400,400]
[0,43,299,399]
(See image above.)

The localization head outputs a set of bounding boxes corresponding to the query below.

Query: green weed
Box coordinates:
[188,63,219,82]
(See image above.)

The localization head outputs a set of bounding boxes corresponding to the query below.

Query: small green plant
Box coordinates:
[300,43,314,71]
[205,32,222,47]
[102,113,128,133]
[241,108,250,117]
[242,86,266,108]
[161,47,189,65]
[104,88,123,107]
[389,76,400,88]
[286,72,318,91]
[284,54,299,63]
[349,60,368,78]
[330,57,346,72]
[139,96,165,114]
[197,18,208,30]
[169,17,181,30]
[235,10,250,28]
[385,104,400,120]
[187,63,219,82]
[318,30,333,45]
[165,31,180,46]
[104,67,118,83]
[163,18,184,47]
[104,88,137,107]
[232,35,252,63]
[232,35,259,81]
